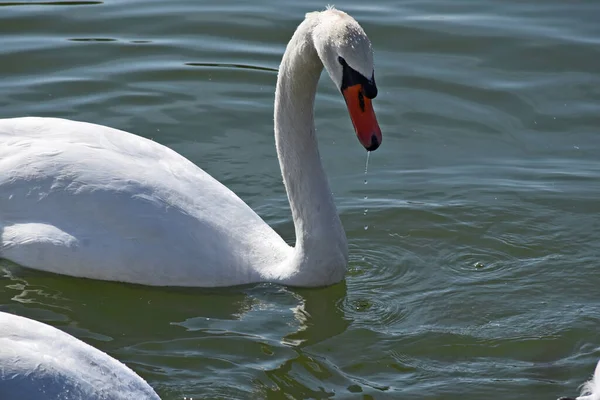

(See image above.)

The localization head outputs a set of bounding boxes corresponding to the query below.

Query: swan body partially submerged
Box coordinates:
[0,8,382,287]
[559,360,600,400]
[0,311,160,400]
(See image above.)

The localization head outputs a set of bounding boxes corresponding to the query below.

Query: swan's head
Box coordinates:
[310,7,382,151]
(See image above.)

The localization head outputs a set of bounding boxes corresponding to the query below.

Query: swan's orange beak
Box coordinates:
[342,84,382,151]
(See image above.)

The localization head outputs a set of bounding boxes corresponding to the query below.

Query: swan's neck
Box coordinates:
[273,19,348,286]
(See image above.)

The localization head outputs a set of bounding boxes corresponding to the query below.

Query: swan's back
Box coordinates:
[0,311,160,400]
[0,117,290,286]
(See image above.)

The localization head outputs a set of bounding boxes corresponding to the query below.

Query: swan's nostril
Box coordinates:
[366,133,380,151]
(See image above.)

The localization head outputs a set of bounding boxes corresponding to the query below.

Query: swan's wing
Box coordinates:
[0,117,290,286]
[0,312,160,400]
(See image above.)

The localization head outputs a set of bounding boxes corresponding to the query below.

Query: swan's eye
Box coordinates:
[338,56,377,99]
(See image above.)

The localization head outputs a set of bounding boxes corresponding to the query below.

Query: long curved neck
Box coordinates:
[273,19,348,285]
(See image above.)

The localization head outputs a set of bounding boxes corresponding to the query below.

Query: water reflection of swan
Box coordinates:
[0,7,381,288]
[1,263,351,398]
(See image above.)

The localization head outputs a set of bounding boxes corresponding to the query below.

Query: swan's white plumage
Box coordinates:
[559,360,600,400]
[0,117,290,286]
[0,311,160,400]
[576,360,600,400]
[0,7,376,287]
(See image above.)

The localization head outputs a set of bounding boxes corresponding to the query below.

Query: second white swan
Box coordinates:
[559,360,600,400]
[0,7,382,287]
[0,311,160,400]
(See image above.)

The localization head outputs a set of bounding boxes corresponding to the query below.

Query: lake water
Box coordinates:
[1,0,599,399]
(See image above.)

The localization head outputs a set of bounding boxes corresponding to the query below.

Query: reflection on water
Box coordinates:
[1,263,354,398]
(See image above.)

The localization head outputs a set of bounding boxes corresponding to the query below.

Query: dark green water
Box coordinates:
[1,1,599,399]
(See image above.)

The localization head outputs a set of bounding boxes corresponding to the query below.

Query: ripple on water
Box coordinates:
[344,233,417,334]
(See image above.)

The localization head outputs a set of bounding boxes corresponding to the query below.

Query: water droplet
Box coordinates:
[363,153,371,232]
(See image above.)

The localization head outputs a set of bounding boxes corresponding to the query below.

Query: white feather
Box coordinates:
[578,360,600,400]
[559,360,600,400]
[0,311,159,400]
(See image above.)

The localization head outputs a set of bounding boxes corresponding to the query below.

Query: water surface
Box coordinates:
[1,0,599,399]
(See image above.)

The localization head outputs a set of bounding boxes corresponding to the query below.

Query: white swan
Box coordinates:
[0,7,381,287]
[0,311,160,400]
[559,360,600,400]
